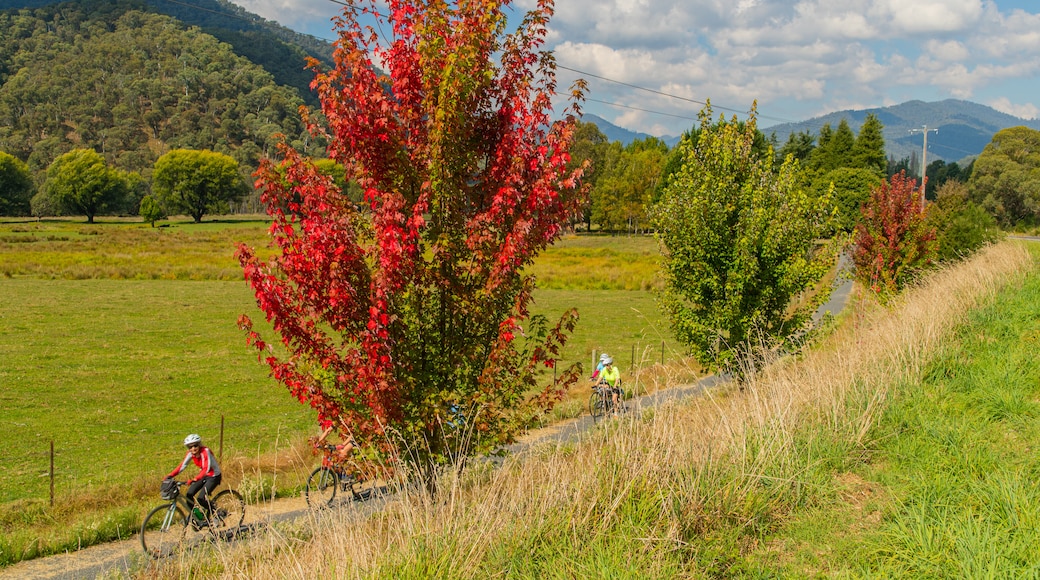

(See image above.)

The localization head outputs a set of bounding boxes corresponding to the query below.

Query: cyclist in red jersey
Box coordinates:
[165,433,222,523]
[315,424,355,464]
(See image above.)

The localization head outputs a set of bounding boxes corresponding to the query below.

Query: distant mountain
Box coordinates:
[764,99,1040,164]
[581,114,681,148]
[0,0,333,106]
[0,0,314,182]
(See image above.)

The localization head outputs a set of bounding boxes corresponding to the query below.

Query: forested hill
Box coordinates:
[765,99,1040,164]
[0,0,322,179]
[0,0,333,107]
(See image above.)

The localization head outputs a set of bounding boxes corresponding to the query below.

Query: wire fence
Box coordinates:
[3,343,687,507]
[0,412,316,509]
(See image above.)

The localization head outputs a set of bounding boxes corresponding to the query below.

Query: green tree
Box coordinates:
[566,121,609,230]
[0,151,33,216]
[0,4,312,182]
[812,167,882,233]
[851,113,886,175]
[817,119,856,173]
[139,194,166,227]
[152,149,248,223]
[30,190,60,218]
[592,137,668,233]
[653,104,836,370]
[658,122,770,205]
[927,180,1002,262]
[969,126,1040,227]
[777,130,815,164]
[44,149,128,223]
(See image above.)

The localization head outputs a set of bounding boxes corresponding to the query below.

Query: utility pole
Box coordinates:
[909,125,938,210]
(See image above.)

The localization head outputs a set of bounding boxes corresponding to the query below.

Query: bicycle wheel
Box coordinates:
[210,489,245,535]
[343,473,372,501]
[589,391,606,422]
[140,502,187,558]
[306,467,338,508]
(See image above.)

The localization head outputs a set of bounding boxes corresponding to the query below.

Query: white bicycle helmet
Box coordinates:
[603,357,614,365]
[183,433,202,447]
[599,353,610,362]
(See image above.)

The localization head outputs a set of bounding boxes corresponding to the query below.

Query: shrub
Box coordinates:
[927,181,1003,262]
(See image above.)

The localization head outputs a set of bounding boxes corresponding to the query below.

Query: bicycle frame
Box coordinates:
[141,480,245,558]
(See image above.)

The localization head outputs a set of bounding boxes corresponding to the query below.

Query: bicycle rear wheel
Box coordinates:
[140,502,187,558]
[306,467,338,508]
[210,489,246,536]
[343,473,373,501]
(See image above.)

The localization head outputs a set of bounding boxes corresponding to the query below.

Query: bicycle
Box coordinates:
[140,479,245,558]
[589,379,626,423]
[305,444,373,509]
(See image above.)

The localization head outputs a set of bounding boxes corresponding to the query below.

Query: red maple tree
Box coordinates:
[853,170,937,295]
[236,0,587,485]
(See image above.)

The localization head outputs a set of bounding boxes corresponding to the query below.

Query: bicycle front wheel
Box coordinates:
[140,502,187,558]
[589,392,606,422]
[306,467,338,508]
[210,489,245,535]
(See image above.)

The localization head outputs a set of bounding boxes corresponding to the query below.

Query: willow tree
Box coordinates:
[653,104,836,371]
[236,0,586,488]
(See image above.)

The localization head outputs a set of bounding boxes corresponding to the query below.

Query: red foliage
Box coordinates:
[236,0,587,467]
[853,171,937,295]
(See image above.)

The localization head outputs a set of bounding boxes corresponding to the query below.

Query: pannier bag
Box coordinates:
[160,479,179,500]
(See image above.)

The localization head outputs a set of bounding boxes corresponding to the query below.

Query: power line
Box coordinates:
[584,98,699,123]
[157,0,265,26]
[557,65,801,127]
[314,0,972,160]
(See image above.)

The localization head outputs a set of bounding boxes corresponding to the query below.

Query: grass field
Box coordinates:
[131,241,1040,578]
[0,217,686,564]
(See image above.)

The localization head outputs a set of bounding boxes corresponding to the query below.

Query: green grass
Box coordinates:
[527,233,664,291]
[0,279,313,504]
[0,217,273,280]
[0,217,683,566]
[733,248,1040,577]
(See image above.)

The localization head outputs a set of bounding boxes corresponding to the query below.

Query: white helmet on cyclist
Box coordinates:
[183,433,202,447]
[604,357,613,365]
[600,353,610,362]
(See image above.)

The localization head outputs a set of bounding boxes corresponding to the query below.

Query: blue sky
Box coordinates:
[230,0,1040,133]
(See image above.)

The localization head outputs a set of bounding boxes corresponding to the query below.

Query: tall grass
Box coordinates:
[0,220,687,566]
[144,241,1034,578]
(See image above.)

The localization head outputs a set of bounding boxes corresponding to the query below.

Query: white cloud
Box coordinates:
[989,97,1040,120]
[227,0,1040,134]
[924,40,971,62]
[232,0,340,33]
[871,0,984,34]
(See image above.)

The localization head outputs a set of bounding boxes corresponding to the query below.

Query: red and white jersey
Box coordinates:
[166,446,221,482]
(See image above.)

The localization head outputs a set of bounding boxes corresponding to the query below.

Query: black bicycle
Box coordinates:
[305,444,373,509]
[589,379,626,422]
[140,480,245,558]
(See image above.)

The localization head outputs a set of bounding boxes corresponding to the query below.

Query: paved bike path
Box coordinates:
[0,255,855,579]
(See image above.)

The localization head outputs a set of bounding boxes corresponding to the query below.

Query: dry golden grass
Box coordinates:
[140,241,1036,579]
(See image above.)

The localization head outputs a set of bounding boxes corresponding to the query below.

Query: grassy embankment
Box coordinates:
[132,240,1039,578]
[0,218,686,566]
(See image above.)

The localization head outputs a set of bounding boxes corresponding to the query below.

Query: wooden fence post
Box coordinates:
[661,341,665,366]
[50,440,54,507]
[219,415,225,462]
